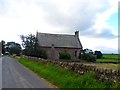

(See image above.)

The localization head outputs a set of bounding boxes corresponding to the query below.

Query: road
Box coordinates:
[2,56,56,88]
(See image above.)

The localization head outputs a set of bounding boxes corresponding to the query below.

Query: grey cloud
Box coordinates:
[41,2,95,30]
[81,28,118,39]
[95,46,118,54]
[37,0,110,33]
[0,0,115,39]
[0,0,110,33]
[96,29,118,39]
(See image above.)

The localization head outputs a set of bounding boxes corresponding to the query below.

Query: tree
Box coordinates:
[20,34,47,59]
[20,34,38,49]
[84,48,93,54]
[80,48,93,55]
[1,40,5,54]
[94,51,102,59]
[81,54,96,62]
[80,48,96,62]
[6,42,21,55]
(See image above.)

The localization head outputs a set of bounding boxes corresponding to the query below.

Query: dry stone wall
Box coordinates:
[21,56,120,84]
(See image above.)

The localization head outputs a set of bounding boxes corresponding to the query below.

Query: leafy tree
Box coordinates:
[94,51,102,59]
[79,48,93,58]
[1,40,5,54]
[80,48,96,62]
[20,34,47,59]
[81,54,96,62]
[6,42,21,55]
[84,48,93,54]
[20,34,38,49]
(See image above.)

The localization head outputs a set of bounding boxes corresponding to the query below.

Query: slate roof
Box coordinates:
[36,32,82,49]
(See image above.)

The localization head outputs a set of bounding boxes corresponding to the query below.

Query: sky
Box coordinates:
[0,0,119,54]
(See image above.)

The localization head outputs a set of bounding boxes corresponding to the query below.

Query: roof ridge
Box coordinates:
[38,32,75,36]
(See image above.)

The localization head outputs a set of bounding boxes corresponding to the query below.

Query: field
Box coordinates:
[82,54,119,70]
[102,54,119,59]
[96,54,120,63]
[83,63,119,70]
[16,57,119,88]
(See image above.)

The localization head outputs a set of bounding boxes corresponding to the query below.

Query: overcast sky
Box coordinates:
[0,0,119,54]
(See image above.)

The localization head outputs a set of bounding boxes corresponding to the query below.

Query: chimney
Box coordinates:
[75,31,79,38]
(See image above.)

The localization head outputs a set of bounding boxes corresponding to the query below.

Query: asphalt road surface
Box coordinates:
[2,56,56,88]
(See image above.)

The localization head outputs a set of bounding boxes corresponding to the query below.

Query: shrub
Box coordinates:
[59,51,71,60]
[81,54,96,62]
[22,48,47,59]
[34,48,47,59]
[94,51,102,59]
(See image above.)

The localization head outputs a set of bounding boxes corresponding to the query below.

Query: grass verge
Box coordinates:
[17,57,118,88]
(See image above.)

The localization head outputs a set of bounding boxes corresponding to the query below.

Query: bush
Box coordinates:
[94,51,102,59]
[22,48,47,59]
[59,51,71,60]
[8,47,21,55]
[81,54,96,62]
[34,48,47,59]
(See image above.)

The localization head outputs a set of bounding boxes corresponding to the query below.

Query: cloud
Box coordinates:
[33,0,118,39]
[80,37,118,53]
[80,0,118,39]
[0,0,118,53]
[96,46,118,54]
[39,0,110,32]
[80,28,118,39]
[0,0,117,35]
[96,29,118,39]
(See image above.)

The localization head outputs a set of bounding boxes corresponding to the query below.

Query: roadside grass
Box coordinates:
[17,58,118,88]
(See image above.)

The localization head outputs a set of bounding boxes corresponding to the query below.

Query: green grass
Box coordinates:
[102,54,119,59]
[96,59,120,63]
[96,54,120,63]
[17,58,119,88]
